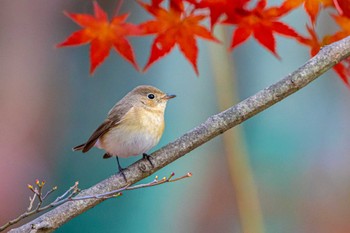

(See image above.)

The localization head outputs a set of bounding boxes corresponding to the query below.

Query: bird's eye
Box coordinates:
[147,93,155,99]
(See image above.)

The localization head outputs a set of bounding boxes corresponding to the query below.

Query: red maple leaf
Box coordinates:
[139,0,219,74]
[224,0,304,57]
[57,1,140,74]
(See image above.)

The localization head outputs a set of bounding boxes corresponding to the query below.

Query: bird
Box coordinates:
[73,85,176,180]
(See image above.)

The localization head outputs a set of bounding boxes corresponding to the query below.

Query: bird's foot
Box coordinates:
[119,168,127,183]
[116,156,127,183]
[142,153,154,168]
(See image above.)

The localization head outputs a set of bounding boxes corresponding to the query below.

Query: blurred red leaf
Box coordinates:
[225,0,303,57]
[303,0,334,24]
[333,0,350,17]
[331,14,350,36]
[189,0,250,27]
[57,1,140,74]
[139,0,218,74]
[333,59,350,85]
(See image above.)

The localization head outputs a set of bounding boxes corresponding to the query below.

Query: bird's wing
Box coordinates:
[77,101,133,153]
[79,119,114,153]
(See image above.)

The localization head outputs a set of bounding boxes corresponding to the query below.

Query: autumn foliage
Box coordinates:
[58,0,350,85]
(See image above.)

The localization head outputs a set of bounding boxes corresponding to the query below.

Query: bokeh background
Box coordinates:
[1,1,350,232]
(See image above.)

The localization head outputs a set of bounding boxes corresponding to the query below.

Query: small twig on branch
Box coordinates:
[27,192,37,212]
[1,172,191,232]
[71,172,191,201]
[0,181,78,232]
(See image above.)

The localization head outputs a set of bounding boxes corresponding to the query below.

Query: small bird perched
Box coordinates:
[73,85,176,180]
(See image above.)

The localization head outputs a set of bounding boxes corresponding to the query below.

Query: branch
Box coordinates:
[9,36,350,233]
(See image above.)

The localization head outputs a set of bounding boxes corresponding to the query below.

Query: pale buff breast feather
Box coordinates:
[95,106,165,158]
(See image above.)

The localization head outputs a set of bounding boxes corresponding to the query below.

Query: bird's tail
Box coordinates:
[72,143,85,151]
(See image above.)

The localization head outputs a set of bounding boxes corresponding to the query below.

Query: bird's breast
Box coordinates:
[96,107,165,157]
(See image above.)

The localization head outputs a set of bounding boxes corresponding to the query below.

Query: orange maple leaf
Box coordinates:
[224,0,303,57]
[303,0,334,24]
[57,1,140,74]
[329,14,350,41]
[139,0,219,74]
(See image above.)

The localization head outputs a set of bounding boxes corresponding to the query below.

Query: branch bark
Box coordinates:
[9,36,350,233]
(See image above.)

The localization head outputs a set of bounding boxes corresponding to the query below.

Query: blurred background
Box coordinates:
[1,0,350,232]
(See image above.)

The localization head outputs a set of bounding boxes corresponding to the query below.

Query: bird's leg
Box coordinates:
[142,153,154,168]
[115,156,127,182]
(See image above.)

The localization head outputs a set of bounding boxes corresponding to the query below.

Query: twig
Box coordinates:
[0,181,77,232]
[71,172,192,201]
[27,193,37,212]
[54,182,80,202]
[1,172,191,232]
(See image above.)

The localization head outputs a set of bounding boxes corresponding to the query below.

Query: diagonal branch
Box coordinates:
[9,36,350,233]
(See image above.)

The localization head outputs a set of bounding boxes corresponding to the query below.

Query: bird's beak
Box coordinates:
[163,94,176,100]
